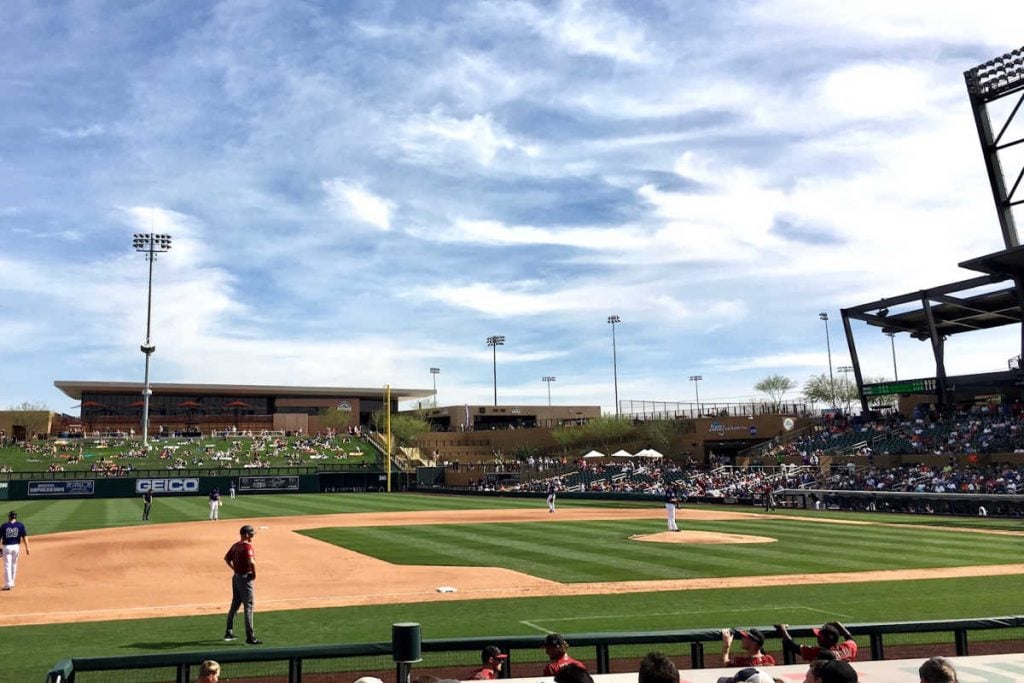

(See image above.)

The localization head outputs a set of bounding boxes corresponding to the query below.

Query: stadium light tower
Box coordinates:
[837,365,853,412]
[542,376,556,406]
[607,315,621,415]
[689,375,703,417]
[133,232,172,448]
[820,312,836,410]
[486,335,505,406]
[429,367,440,407]
[885,331,899,380]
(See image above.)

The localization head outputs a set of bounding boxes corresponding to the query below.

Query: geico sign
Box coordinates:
[136,478,200,493]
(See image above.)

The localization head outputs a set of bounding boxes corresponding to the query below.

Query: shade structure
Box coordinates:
[637,448,664,459]
[582,450,606,459]
[177,400,203,408]
[610,449,633,458]
[223,400,252,408]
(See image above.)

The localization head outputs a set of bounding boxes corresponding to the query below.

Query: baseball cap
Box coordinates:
[734,628,765,647]
[813,624,841,645]
[7,510,15,519]
[818,660,858,683]
[240,524,255,536]
[544,633,568,648]
[716,668,775,683]
[481,645,508,662]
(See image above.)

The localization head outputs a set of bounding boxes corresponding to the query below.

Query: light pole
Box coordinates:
[607,315,621,416]
[837,365,853,413]
[885,332,899,380]
[429,367,440,407]
[486,335,505,406]
[133,232,172,448]
[819,312,836,409]
[689,375,703,417]
[542,376,556,406]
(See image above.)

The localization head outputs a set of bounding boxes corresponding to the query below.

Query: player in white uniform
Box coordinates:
[1,510,30,590]
[209,488,222,520]
[546,481,557,513]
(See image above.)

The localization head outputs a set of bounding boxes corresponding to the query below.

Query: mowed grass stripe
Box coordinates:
[301,518,1024,583]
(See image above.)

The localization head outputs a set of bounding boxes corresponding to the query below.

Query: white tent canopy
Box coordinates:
[610,449,633,458]
[582,450,607,459]
[636,448,664,459]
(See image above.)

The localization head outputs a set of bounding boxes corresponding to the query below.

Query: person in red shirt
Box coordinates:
[470,646,508,680]
[224,524,261,645]
[721,628,776,667]
[776,622,857,662]
[542,634,586,676]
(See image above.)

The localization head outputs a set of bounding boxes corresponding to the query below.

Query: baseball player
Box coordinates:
[1,510,30,590]
[542,633,586,676]
[470,645,508,680]
[142,489,153,521]
[665,486,680,531]
[209,488,221,520]
[547,480,558,513]
[229,481,236,499]
[224,524,261,644]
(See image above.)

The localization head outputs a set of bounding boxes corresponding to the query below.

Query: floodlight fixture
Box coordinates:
[689,375,703,416]
[429,367,440,407]
[607,315,621,415]
[965,45,1024,99]
[542,376,557,406]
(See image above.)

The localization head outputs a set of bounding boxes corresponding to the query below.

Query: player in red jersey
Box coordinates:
[543,633,587,676]
[721,628,776,667]
[470,645,508,680]
[776,622,857,662]
[224,524,262,645]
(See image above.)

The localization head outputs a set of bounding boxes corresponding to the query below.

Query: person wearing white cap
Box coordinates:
[716,668,779,683]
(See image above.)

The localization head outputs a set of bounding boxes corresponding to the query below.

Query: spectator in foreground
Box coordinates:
[919,656,958,683]
[542,633,587,676]
[721,628,775,667]
[715,668,779,683]
[776,622,857,661]
[805,659,858,683]
[638,651,679,683]
[471,645,508,680]
[553,663,593,683]
[196,660,220,683]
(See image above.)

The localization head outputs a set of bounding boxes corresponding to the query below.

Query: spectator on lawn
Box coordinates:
[471,645,508,680]
[722,628,775,667]
[919,656,958,683]
[543,634,587,676]
[776,622,857,662]
[638,651,678,683]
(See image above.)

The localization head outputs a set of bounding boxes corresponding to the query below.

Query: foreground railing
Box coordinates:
[45,616,1024,682]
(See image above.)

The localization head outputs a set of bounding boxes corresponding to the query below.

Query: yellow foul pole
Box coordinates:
[385,384,392,493]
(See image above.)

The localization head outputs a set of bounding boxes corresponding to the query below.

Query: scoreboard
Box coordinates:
[863,378,937,396]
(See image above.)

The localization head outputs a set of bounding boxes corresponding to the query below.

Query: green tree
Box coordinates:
[636,418,686,452]
[802,373,858,411]
[318,406,354,433]
[5,401,51,440]
[371,409,431,447]
[754,374,795,408]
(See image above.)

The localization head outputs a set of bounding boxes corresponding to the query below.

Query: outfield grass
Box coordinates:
[5,493,1023,681]
[299,517,1024,582]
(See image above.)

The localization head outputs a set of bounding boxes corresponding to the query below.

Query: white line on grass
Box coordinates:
[521,621,553,633]
[519,604,851,628]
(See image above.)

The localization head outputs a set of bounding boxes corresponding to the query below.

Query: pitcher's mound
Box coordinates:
[631,530,776,544]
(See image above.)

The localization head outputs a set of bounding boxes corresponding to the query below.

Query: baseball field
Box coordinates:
[3,493,1023,681]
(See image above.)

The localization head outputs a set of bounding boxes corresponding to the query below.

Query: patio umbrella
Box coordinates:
[223,400,252,424]
[178,400,203,428]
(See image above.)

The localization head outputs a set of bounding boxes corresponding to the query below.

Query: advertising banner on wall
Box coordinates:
[239,476,300,492]
[28,480,96,496]
[135,478,200,494]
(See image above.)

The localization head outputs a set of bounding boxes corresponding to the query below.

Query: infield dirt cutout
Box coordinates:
[1,506,1022,627]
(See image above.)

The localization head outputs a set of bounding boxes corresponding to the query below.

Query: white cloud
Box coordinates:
[397,110,528,166]
[322,180,393,231]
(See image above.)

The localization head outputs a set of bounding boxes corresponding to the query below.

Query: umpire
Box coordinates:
[224,524,262,645]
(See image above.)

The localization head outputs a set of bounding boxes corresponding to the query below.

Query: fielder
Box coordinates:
[224,524,261,644]
[209,488,222,520]
[1,510,30,590]
[547,480,557,513]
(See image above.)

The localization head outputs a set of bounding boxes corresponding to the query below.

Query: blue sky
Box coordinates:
[2,0,1023,415]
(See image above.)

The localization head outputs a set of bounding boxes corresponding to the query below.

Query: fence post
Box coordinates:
[690,641,704,668]
[954,629,969,656]
[393,622,422,683]
[176,663,189,683]
[869,633,884,660]
[289,657,302,683]
[596,644,610,673]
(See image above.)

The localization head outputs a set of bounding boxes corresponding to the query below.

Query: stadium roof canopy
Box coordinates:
[54,380,434,402]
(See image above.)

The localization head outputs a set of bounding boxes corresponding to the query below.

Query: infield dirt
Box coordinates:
[1,506,1021,627]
